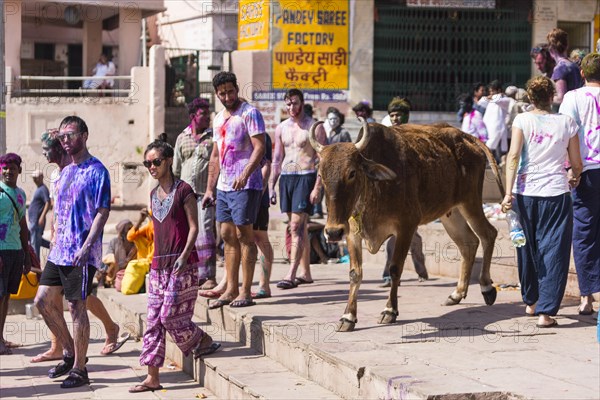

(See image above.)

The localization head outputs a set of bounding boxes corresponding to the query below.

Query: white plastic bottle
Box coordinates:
[506,210,526,248]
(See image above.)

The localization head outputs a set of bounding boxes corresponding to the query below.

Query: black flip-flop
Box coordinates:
[129,383,164,393]
[294,277,314,285]
[536,319,558,328]
[578,307,594,316]
[101,332,131,355]
[276,279,298,290]
[193,342,221,359]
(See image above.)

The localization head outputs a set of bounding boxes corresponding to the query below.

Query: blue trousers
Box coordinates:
[572,169,600,297]
[515,193,572,316]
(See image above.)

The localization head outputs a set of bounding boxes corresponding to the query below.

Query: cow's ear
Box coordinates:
[361,158,397,181]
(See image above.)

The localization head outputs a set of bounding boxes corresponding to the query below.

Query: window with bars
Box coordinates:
[373,3,532,112]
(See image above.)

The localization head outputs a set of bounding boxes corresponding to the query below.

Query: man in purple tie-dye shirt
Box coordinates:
[35,116,111,389]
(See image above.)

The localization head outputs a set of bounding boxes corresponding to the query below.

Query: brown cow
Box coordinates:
[309,119,504,332]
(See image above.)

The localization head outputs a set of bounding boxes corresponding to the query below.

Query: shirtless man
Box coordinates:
[269,89,327,289]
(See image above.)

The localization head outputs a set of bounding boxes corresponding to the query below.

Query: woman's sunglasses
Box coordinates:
[143,158,164,168]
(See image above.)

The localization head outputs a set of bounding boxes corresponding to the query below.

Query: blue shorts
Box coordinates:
[216,189,262,226]
[279,173,316,214]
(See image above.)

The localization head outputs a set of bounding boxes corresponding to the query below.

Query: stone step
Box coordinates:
[193,285,504,399]
[199,342,342,399]
[97,257,598,400]
[97,288,342,399]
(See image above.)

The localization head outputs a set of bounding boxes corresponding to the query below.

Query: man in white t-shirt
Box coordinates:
[481,80,511,164]
[83,54,116,89]
[559,53,600,316]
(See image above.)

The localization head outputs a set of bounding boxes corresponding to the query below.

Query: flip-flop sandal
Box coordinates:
[193,342,221,359]
[230,299,255,308]
[536,319,558,328]
[129,384,164,393]
[578,306,594,315]
[208,299,231,309]
[199,289,225,299]
[60,367,89,389]
[294,277,314,285]
[100,332,131,355]
[276,279,298,290]
[251,290,271,299]
[31,353,63,363]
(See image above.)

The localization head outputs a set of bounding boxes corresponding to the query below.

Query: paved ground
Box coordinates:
[0,312,215,399]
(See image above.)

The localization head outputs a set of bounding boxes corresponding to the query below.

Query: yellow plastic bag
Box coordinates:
[11,272,39,300]
[120,259,150,295]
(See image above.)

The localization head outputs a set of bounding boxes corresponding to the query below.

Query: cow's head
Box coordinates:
[310,119,397,242]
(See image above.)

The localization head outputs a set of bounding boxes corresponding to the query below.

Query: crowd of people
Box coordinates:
[0,28,598,392]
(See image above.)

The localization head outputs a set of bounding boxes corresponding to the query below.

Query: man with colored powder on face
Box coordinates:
[173,97,217,290]
[35,116,111,388]
[0,153,31,355]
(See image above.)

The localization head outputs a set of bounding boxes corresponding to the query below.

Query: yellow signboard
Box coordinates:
[272,0,349,90]
[238,0,270,51]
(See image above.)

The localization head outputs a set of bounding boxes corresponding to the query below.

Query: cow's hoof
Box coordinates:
[336,317,356,332]
[442,296,461,306]
[482,287,497,306]
[377,310,398,324]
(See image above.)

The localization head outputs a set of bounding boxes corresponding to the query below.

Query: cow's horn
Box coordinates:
[355,117,370,151]
[309,121,324,154]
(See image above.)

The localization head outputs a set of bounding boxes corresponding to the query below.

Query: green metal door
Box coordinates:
[373,3,532,112]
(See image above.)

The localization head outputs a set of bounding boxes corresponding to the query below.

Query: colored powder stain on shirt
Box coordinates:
[48,156,111,267]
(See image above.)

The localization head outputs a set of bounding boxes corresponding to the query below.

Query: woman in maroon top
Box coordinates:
[130,140,220,393]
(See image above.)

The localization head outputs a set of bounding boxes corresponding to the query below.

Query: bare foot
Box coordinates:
[525,304,536,316]
[200,279,218,290]
[100,323,119,355]
[31,349,63,363]
[578,295,594,315]
[536,315,558,328]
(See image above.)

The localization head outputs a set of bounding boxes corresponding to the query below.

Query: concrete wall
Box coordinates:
[349,0,373,107]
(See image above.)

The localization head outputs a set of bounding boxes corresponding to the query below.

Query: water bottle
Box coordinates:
[506,210,526,248]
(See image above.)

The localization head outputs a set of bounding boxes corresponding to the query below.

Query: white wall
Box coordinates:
[5,65,158,207]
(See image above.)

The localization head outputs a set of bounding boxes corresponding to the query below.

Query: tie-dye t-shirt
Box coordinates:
[511,112,578,197]
[0,182,26,250]
[48,156,111,267]
[213,101,265,192]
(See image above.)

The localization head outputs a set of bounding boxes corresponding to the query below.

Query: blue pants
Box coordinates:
[515,193,572,316]
[572,169,600,297]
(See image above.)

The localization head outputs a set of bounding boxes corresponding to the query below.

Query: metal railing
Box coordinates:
[13,75,133,97]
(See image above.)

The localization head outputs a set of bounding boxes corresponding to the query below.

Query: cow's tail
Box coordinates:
[474,139,505,201]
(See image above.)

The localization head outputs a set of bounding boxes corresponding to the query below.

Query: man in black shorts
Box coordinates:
[0,153,31,355]
[35,116,111,388]
[270,89,327,289]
